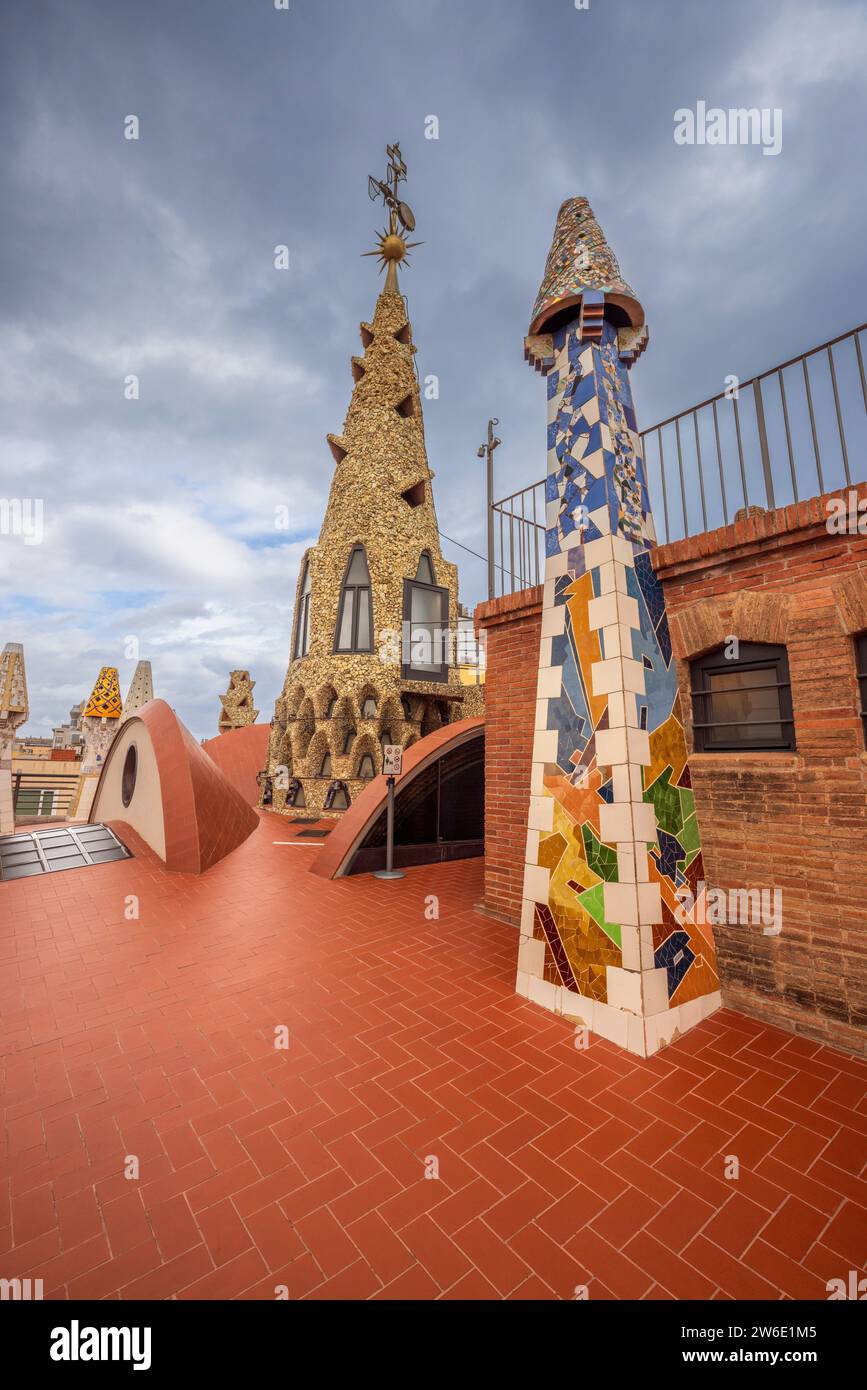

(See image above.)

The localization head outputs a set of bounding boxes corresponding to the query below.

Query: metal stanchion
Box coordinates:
[374,745,405,880]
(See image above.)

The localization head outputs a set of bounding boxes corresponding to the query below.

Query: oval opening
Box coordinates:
[121,744,138,808]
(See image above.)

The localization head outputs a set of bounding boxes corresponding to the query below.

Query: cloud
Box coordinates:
[1,0,865,740]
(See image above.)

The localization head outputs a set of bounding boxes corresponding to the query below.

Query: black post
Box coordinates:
[374,775,405,880]
[478,419,501,600]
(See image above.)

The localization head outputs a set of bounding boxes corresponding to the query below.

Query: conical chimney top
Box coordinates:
[528,197,645,337]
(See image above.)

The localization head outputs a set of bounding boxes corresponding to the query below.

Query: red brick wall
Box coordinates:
[653,483,867,1055]
[475,588,542,926]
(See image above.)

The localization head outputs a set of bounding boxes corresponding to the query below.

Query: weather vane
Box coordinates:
[363,141,421,283]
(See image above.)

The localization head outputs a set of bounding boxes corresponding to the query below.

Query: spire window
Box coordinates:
[293,562,312,659]
[335,546,374,653]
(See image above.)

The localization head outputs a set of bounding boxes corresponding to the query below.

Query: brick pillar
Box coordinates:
[475,588,543,925]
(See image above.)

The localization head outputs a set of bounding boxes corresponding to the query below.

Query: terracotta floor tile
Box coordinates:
[370,1263,440,1300]
[439,1268,500,1299]
[820,1127,867,1176]
[682,1234,780,1300]
[399,1213,472,1289]
[818,1199,867,1267]
[644,1189,715,1253]
[741,1238,830,1300]
[345,1210,413,1284]
[760,1195,829,1261]
[565,1227,653,1300]
[590,1188,661,1250]
[194,1198,252,1266]
[454,1216,532,1295]
[505,1273,556,1299]
[424,1178,495,1238]
[3,829,864,1302]
[295,1205,361,1277]
[622,1230,715,1300]
[101,1190,152,1256]
[534,1181,608,1242]
[146,1193,201,1261]
[482,1180,554,1241]
[701,1193,771,1258]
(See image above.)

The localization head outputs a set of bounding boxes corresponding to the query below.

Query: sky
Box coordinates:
[2,0,866,740]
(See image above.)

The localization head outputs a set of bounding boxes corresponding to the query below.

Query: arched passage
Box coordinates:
[312,717,484,878]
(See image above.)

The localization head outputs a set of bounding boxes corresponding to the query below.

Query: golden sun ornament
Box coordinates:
[362,227,420,274]
[363,144,421,285]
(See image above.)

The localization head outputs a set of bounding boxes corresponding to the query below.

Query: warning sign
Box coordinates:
[382,744,403,776]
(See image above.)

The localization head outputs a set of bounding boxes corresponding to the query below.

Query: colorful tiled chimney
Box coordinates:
[80,666,122,774]
[0,642,28,833]
[517,198,720,1056]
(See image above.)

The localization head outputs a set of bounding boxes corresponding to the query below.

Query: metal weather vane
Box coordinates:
[363,141,421,281]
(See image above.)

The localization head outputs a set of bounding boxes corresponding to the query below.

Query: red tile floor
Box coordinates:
[1,813,865,1300]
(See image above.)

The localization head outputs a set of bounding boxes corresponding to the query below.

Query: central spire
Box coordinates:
[362,141,421,292]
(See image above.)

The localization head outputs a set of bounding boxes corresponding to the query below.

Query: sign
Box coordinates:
[382,744,403,777]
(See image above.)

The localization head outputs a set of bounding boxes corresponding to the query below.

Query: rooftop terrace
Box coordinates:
[1,813,865,1300]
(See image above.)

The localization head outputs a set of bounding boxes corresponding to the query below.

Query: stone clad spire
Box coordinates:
[265,144,478,820]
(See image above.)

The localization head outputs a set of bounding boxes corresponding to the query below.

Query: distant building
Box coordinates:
[13,736,54,758]
[52,701,84,752]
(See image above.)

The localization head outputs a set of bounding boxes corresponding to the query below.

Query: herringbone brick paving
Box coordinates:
[1,813,865,1299]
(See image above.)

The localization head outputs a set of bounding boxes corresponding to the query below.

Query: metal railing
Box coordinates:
[490,481,546,598]
[643,322,867,544]
[12,770,81,822]
[487,322,867,596]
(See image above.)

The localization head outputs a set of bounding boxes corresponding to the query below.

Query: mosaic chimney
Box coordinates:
[518,197,720,1056]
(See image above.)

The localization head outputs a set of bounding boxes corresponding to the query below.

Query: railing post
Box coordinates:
[478,418,501,601]
[753,377,775,510]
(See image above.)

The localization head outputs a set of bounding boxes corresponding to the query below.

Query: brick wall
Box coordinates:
[475,587,542,926]
[653,483,867,1055]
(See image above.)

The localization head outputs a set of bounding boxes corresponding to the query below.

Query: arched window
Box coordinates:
[415,552,435,585]
[335,546,373,652]
[286,779,305,808]
[403,552,449,682]
[690,643,795,752]
[319,752,332,777]
[361,696,377,720]
[380,730,392,751]
[325,696,338,718]
[325,780,350,810]
[358,754,376,779]
[293,562,312,659]
[342,729,356,754]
